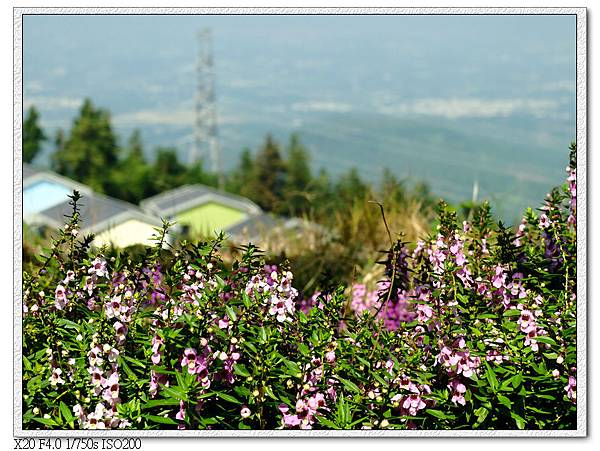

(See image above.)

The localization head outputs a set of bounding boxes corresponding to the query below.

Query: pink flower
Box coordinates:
[54,285,68,310]
[491,266,506,289]
[565,375,576,403]
[279,404,301,427]
[151,335,163,365]
[62,270,75,285]
[176,400,185,421]
[88,346,103,366]
[105,372,120,399]
[88,257,108,278]
[325,351,336,364]
[218,316,229,329]
[517,310,536,333]
[402,393,426,415]
[240,406,251,418]
[181,348,198,373]
[114,322,127,346]
[448,379,467,406]
[486,350,508,364]
[49,367,65,386]
[149,370,168,397]
[417,304,434,322]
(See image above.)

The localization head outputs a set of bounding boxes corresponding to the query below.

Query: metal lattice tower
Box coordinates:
[191,28,223,188]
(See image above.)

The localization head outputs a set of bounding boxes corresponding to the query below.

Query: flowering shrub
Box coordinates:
[22,145,577,430]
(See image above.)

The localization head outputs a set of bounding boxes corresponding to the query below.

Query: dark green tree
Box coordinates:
[23,106,47,163]
[226,148,254,194]
[183,158,219,188]
[334,167,368,206]
[106,130,153,203]
[241,135,286,212]
[380,168,407,205]
[51,99,120,193]
[311,168,333,215]
[150,147,187,194]
[282,134,312,215]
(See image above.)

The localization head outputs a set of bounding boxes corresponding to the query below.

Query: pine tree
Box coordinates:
[242,135,286,212]
[107,130,152,203]
[380,167,406,205]
[312,168,333,215]
[283,134,312,216]
[150,147,186,194]
[51,98,120,193]
[335,167,368,205]
[23,106,47,163]
[226,148,254,194]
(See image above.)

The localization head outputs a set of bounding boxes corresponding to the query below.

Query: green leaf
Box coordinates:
[474,407,489,426]
[259,326,267,343]
[242,292,251,308]
[214,275,226,288]
[55,318,81,331]
[534,336,557,346]
[233,363,251,378]
[161,386,188,402]
[316,416,339,429]
[234,386,252,398]
[510,412,526,429]
[143,414,179,425]
[297,343,310,357]
[122,355,147,369]
[503,309,522,317]
[511,373,523,389]
[484,362,498,393]
[243,341,257,354]
[142,398,182,410]
[426,409,453,420]
[338,377,360,394]
[282,359,301,376]
[497,394,512,409]
[33,417,59,427]
[59,401,74,424]
[216,392,242,404]
[372,372,388,388]
[225,305,238,322]
[120,359,138,382]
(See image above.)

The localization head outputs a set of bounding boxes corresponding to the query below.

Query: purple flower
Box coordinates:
[491,266,506,289]
[176,400,185,421]
[88,257,108,278]
[565,375,576,403]
[54,284,68,310]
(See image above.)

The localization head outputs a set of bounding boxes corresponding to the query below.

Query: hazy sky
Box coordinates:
[23,14,576,129]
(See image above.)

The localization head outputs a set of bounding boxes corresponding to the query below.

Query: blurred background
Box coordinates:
[21,13,576,290]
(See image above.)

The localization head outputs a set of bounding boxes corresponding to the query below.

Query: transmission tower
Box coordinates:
[191,28,223,188]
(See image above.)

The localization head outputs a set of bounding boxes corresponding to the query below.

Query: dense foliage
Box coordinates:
[22,145,577,430]
[23,106,47,164]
